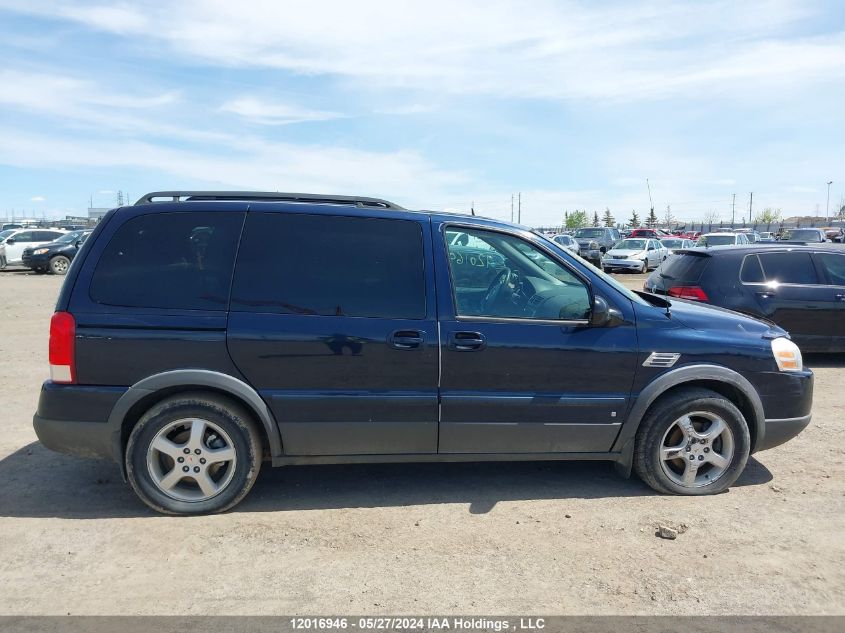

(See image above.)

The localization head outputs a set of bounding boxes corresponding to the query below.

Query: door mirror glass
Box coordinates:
[590,296,610,326]
[5,238,14,244]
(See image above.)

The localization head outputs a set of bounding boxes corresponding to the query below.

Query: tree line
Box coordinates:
[561,206,784,229]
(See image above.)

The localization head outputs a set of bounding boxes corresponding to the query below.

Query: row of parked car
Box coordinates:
[545,226,841,272]
[0,227,91,274]
[542,227,845,353]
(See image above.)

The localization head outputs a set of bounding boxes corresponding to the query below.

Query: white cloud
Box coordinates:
[7,0,841,102]
[0,70,178,127]
[0,127,471,205]
[220,97,345,125]
[29,195,45,201]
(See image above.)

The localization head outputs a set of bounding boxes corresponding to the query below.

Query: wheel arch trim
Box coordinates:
[107,369,283,475]
[612,364,765,476]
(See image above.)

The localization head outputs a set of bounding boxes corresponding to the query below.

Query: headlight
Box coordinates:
[771,337,803,372]
[589,241,599,249]
[33,248,50,255]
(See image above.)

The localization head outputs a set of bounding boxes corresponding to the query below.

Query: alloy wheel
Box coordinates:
[659,411,735,488]
[146,418,237,502]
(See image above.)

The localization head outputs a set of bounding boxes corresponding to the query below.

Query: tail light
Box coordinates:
[667,285,709,301]
[49,311,76,383]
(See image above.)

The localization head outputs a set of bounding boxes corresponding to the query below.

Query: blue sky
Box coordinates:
[0,0,843,226]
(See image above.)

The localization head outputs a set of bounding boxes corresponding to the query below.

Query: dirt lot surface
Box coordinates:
[0,269,843,616]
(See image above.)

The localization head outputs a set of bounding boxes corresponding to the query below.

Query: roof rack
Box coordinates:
[134,191,405,210]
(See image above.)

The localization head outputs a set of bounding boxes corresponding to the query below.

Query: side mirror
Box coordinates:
[75,240,83,248]
[590,296,610,326]
[648,245,655,250]
[5,238,14,244]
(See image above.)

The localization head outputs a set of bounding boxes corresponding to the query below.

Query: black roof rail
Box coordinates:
[134,191,405,210]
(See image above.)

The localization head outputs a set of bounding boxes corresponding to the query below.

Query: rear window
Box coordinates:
[90,212,244,310]
[657,253,710,282]
[758,252,817,285]
[231,213,426,319]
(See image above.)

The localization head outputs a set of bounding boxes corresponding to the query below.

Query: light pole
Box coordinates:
[827,181,833,221]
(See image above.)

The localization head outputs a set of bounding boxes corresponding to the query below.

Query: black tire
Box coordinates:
[49,255,71,275]
[126,392,262,515]
[640,259,647,273]
[634,387,751,495]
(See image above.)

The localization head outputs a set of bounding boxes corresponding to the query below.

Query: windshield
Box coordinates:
[786,229,822,241]
[534,233,649,306]
[697,234,736,246]
[661,239,683,248]
[574,228,604,238]
[55,231,83,244]
[0,229,15,241]
[613,239,647,250]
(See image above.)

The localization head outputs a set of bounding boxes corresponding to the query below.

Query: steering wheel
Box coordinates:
[481,267,513,312]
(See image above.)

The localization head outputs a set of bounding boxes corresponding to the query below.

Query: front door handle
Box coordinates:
[756,291,776,299]
[836,293,845,302]
[450,331,486,351]
[389,330,425,350]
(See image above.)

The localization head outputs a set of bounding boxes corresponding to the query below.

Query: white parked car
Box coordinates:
[695,232,750,247]
[0,228,67,267]
[549,233,580,257]
[659,237,695,255]
[602,238,667,273]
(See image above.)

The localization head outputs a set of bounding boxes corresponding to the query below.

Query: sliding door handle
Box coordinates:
[389,330,425,350]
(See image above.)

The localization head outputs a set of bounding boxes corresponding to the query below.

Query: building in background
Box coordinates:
[87,207,110,221]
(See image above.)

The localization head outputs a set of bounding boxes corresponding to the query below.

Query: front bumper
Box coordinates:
[603,258,644,270]
[757,414,812,451]
[21,252,50,269]
[578,248,600,261]
[753,369,814,452]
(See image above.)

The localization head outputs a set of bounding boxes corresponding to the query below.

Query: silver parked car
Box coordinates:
[602,238,667,273]
[549,233,580,257]
[659,237,695,255]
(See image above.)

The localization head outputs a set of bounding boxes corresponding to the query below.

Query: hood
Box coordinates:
[663,295,783,337]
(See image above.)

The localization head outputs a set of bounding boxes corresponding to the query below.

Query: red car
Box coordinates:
[629,228,668,238]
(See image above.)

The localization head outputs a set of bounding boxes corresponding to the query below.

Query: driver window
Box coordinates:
[445,227,591,321]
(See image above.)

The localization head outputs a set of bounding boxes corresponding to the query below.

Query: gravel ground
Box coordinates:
[0,268,842,615]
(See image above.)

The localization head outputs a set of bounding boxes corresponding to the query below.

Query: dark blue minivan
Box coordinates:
[33,192,813,514]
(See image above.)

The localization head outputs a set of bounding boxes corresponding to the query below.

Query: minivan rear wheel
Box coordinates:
[633,387,751,495]
[126,393,262,515]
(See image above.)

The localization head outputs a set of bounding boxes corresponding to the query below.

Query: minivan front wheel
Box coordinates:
[634,388,750,495]
[126,393,262,515]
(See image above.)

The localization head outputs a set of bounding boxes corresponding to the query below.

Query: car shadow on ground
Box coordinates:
[804,353,845,369]
[0,441,773,519]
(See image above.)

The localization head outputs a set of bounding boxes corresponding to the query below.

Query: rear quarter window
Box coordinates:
[740,254,764,283]
[90,212,244,310]
[658,253,710,282]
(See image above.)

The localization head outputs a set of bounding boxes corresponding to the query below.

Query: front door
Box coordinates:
[753,250,832,350]
[435,223,639,454]
[227,210,439,456]
[813,251,845,351]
